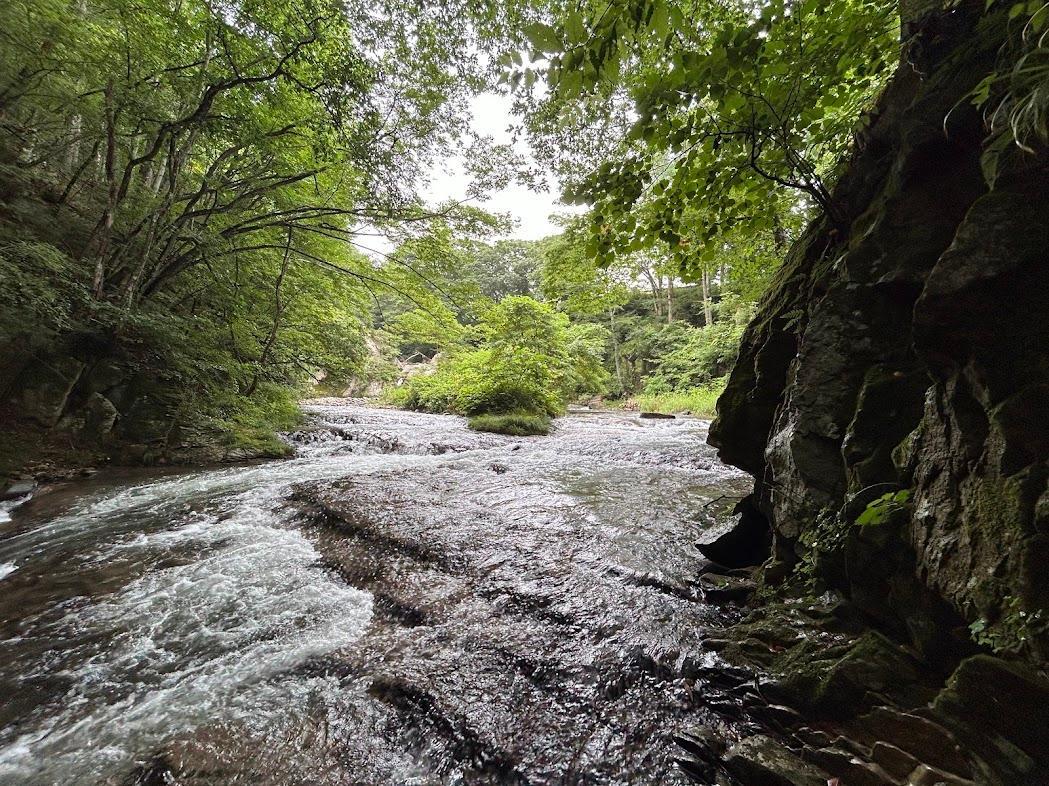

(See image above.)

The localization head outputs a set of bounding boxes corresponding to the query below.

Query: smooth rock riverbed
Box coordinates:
[0,402,752,785]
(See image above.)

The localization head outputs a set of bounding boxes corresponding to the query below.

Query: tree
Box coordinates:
[0,0,526,448]
[511,0,899,274]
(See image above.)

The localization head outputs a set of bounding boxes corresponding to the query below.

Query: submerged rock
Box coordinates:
[0,479,36,501]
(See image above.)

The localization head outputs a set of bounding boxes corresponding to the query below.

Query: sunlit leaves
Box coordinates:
[513,0,899,271]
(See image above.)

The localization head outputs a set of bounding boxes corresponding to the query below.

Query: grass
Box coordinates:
[625,379,727,418]
[467,411,552,436]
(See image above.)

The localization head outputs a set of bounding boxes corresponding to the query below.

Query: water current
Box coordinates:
[0,402,751,785]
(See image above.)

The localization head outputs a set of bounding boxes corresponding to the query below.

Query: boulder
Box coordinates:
[696,495,771,568]
[81,392,119,439]
[699,572,756,603]
[930,655,1049,786]
[845,706,970,777]
[0,479,36,501]
[17,357,85,427]
[707,2,1049,665]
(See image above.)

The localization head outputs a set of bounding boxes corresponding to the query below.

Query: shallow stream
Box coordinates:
[0,402,751,785]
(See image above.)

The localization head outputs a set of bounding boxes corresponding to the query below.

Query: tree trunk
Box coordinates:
[641,267,663,318]
[608,307,624,394]
[90,80,118,298]
[701,269,713,327]
[245,233,293,397]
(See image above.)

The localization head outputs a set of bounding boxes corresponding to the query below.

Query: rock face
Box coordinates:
[0,344,288,480]
[710,1,1049,664]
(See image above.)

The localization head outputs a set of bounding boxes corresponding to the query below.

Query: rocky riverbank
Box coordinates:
[672,575,1049,785]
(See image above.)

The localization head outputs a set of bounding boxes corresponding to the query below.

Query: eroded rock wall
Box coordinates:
[710,3,1049,662]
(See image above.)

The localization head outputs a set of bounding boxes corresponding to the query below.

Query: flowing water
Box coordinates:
[0,402,751,785]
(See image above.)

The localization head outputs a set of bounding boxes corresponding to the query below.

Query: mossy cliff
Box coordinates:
[704,5,1049,781]
[711,0,1049,666]
[696,6,1049,776]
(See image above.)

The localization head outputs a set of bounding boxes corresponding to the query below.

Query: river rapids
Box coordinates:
[0,401,752,785]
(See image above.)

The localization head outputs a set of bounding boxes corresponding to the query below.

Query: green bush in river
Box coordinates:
[396,296,605,421]
[467,412,551,436]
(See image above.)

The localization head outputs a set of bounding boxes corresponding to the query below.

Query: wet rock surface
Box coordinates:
[705,5,1049,783]
[2,402,1045,785]
[709,1,1049,662]
[0,403,758,784]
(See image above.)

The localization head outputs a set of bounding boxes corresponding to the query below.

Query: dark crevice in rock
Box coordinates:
[696,495,772,570]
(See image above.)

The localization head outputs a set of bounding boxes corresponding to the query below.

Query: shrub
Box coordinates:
[467,412,551,436]
[630,377,727,417]
[395,296,579,421]
[642,321,744,394]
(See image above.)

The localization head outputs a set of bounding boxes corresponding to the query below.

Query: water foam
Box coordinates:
[0,483,372,784]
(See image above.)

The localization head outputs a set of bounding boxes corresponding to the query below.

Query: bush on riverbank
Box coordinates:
[467,412,551,436]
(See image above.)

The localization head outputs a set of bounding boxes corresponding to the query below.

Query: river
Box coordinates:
[0,401,752,785]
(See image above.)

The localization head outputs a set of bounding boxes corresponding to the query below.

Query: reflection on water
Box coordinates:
[0,403,749,785]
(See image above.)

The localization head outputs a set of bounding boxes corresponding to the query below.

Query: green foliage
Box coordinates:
[969,595,1048,655]
[199,382,302,456]
[628,379,726,417]
[641,321,746,394]
[468,412,552,436]
[514,0,898,268]
[382,304,467,358]
[539,217,630,316]
[856,490,912,527]
[463,239,546,301]
[971,2,1049,184]
[398,296,579,418]
[0,0,515,451]
[0,242,90,339]
[562,322,612,399]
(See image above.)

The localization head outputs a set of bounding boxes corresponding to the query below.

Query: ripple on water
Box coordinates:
[0,486,372,785]
[0,402,749,785]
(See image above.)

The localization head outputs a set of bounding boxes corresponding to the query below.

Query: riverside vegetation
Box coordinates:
[2,0,1049,784]
[0,0,773,461]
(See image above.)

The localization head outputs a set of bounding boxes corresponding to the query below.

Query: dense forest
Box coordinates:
[0,0,803,460]
[2,0,1049,783]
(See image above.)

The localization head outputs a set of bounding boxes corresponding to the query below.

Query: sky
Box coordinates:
[421,92,579,242]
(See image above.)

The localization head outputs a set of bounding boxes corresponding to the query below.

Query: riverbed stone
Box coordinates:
[769,630,925,716]
[870,741,921,781]
[0,479,36,500]
[699,573,756,603]
[845,706,969,777]
[723,734,830,786]
[929,655,1049,786]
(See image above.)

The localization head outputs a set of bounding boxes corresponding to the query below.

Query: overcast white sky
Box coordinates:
[421,92,579,241]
